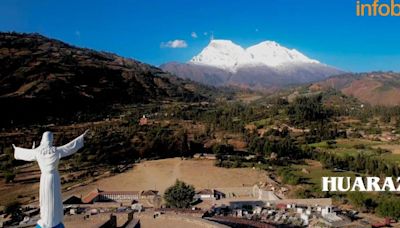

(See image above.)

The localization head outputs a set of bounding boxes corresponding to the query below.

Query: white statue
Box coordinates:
[13,130,89,228]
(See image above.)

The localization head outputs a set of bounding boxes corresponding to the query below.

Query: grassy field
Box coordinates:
[292,160,357,187]
[372,144,400,154]
[310,138,382,150]
[378,152,400,163]
[310,138,400,163]
[251,118,271,128]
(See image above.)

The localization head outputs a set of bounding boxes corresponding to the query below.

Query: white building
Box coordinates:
[83,189,140,203]
[195,189,215,200]
[300,213,309,226]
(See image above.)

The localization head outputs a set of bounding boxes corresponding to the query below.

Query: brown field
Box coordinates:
[66,158,267,198]
[0,164,41,205]
[0,158,268,206]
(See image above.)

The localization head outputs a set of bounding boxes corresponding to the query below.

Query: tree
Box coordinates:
[376,196,400,219]
[5,201,21,214]
[164,180,195,208]
[288,94,331,127]
[278,168,301,185]
[3,170,16,183]
[212,144,234,158]
[347,192,376,212]
[5,201,23,222]
[178,130,189,157]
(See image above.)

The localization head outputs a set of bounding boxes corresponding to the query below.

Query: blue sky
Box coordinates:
[0,0,399,72]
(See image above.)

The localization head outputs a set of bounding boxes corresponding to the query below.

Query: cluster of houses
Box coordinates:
[193,153,217,160]
[60,185,362,227]
[2,184,380,227]
[214,198,352,227]
[208,203,353,227]
[192,185,356,227]
[346,127,400,142]
[194,185,280,202]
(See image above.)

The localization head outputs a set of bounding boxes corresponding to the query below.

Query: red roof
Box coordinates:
[82,191,99,203]
[276,203,287,209]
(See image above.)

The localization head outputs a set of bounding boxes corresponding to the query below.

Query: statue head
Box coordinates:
[40,131,54,147]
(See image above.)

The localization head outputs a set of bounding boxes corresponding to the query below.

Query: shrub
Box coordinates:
[353,144,366,150]
[164,180,195,208]
[278,168,301,185]
[3,170,16,183]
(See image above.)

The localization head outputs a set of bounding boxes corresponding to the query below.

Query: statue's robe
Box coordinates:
[14,132,85,228]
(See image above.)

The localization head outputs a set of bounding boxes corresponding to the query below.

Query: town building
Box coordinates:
[193,153,217,160]
[83,189,140,204]
[139,115,148,126]
[140,190,159,199]
[195,189,215,200]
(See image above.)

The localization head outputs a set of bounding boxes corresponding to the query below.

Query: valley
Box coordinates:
[1,33,400,227]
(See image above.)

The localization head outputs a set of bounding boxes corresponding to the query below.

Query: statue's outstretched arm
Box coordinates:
[13,144,37,161]
[56,130,89,158]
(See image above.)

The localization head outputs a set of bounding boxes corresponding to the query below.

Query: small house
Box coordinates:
[214,189,226,200]
[141,190,159,199]
[139,115,148,126]
[195,189,215,200]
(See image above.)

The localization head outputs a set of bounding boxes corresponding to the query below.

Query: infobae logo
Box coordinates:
[357,0,400,16]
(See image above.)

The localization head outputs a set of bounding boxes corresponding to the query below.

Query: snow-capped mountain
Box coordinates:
[161,39,343,89]
[244,41,319,67]
[190,40,246,72]
[190,39,319,71]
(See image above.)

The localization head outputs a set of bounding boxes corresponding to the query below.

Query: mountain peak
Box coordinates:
[246,41,319,67]
[190,39,247,72]
[189,39,319,70]
[209,39,236,46]
[257,40,280,46]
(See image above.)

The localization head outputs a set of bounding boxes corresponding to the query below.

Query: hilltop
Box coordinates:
[309,72,400,106]
[0,32,210,127]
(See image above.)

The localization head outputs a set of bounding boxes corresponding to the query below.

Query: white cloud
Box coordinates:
[191,32,198,38]
[160,39,188,48]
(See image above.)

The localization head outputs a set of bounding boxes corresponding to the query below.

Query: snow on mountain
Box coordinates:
[190,40,249,72]
[189,39,319,71]
[245,41,319,67]
[161,39,343,90]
